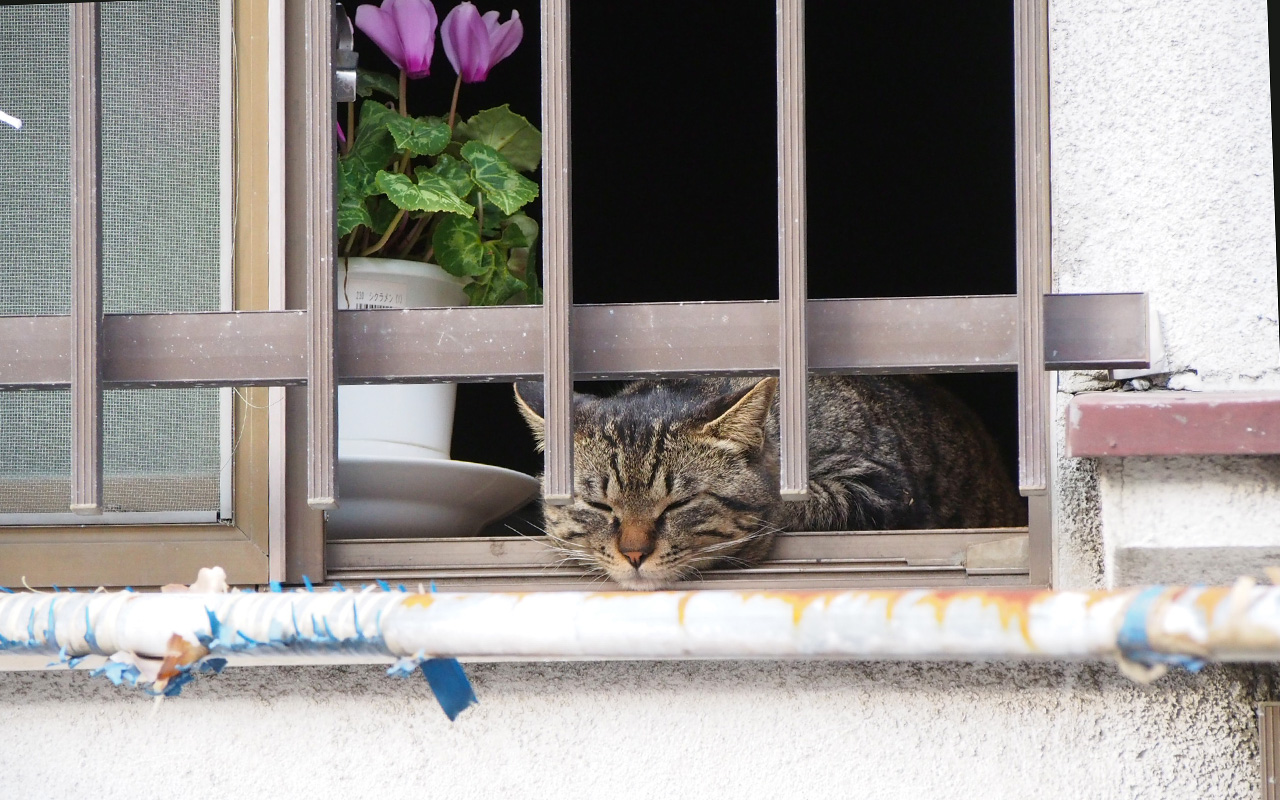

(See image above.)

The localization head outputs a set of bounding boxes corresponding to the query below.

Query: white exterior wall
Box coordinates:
[1,1,1274,797]
[0,662,1266,799]
[1050,0,1278,588]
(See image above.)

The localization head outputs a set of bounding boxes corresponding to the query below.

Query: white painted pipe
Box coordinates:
[2,583,1278,670]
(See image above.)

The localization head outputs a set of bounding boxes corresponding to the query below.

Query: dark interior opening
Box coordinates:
[346,0,1022,510]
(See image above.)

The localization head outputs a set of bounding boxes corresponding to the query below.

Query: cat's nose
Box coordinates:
[618,521,656,569]
[621,550,650,568]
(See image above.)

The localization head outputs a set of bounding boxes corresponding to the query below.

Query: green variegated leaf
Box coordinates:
[454,105,542,172]
[461,141,539,216]
[384,115,452,157]
[376,170,475,217]
[521,259,542,305]
[499,220,529,250]
[341,102,397,196]
[431,214,489,277]
[464,258,527,306]
[360,101,399,128]
[337,193,371,237]
[419,157,473,201]
[501,214,539,299]
[357,69,400,99]
[503,213,539,249]
[367,196,400,235]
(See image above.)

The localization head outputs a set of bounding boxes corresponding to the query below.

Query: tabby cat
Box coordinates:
[514,376,1025,589]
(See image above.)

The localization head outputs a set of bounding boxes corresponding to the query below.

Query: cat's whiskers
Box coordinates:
[502,523,565,555]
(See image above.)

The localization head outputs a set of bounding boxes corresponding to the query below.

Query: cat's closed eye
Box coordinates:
[658,496,696,517]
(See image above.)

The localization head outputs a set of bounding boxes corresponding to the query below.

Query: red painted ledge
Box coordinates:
[1066,391,1280,457]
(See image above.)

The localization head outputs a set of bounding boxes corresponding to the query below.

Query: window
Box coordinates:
[0,0,1151,590]
[0,0,271,586]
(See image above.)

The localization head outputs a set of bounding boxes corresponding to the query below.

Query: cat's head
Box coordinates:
[514,378,781,589]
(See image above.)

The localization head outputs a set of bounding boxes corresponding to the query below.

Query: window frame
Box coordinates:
[0,0,1153,591]
[0,0,272,587]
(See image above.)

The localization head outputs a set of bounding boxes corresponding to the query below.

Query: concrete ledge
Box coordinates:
[1067,391,1280,457]
[1113,545,1280,587]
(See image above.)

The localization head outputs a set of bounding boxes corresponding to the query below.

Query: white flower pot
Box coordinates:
[337,257,467,461]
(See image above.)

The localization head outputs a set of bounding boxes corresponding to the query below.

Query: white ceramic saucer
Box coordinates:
[325,456,540,539]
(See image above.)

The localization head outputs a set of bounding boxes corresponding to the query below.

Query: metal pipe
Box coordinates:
[2,582,1277,670]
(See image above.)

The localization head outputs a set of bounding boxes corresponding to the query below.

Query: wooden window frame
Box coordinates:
[0,0,1151,591]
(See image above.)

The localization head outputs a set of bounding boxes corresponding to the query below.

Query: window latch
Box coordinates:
[334,2,358,103]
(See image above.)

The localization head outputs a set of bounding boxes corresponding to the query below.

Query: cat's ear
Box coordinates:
[513,382,547,451]
[698,377,777,453]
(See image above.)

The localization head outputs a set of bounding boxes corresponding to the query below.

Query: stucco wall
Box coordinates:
[1049,0,1277,390]
[0,661,1268,799]
[2,1,1275,797]
[1049,0,1278,588]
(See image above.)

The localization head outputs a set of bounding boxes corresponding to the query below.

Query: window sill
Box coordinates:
[1066,390,1280,457]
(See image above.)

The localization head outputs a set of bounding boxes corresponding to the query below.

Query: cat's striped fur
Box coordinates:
[515,376,1025,589]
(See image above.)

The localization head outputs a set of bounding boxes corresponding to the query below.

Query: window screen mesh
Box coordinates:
[0,2,224,516]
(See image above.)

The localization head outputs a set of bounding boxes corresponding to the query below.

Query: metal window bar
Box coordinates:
[540,0,573,505]
[776,0,808,501]
[69,2,103,516]
[1015,0,1052,495]
[304,0,337,511]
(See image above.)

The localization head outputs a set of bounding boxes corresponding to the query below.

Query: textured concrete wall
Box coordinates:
[0,661,1267,799]
[1049,0,1277,389]
[1049,0,1277,588]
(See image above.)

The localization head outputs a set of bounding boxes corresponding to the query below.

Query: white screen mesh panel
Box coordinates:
[0,2,225,518]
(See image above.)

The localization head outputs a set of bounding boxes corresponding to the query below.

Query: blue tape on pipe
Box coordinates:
[1116,586,1207,672]
[420,658,478,721]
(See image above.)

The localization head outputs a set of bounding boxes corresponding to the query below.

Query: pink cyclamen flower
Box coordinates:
[355,0,438,79]
[441,3,523,83]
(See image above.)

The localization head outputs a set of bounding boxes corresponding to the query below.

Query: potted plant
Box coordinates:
[330,0,541,537]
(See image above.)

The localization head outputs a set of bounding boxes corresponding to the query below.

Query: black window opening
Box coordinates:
[352,0,1026,529]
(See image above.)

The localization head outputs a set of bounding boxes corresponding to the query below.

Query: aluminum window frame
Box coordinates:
[0,0,272,588]
[0,0,1145,590]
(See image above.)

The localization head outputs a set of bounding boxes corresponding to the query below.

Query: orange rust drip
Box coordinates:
[902,590,1050,646]
[735,590,834,625]
[848,591,909,621]
[677,593,693,626]
[402,595,436,609]
[1192,586,1231,625]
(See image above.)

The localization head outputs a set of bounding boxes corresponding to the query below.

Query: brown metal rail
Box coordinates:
[0,293,1150,389]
